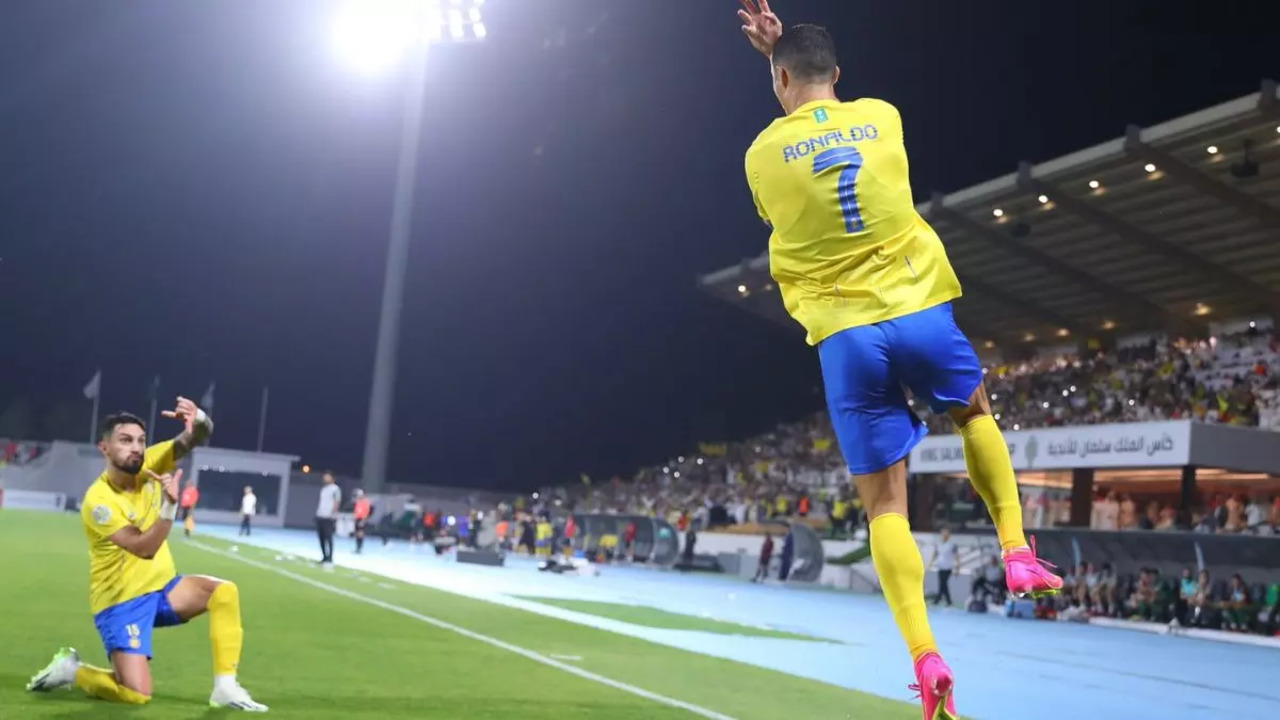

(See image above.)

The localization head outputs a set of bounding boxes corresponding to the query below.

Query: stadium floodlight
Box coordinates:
[992,208,1004,218]
[1037,194,1049,204]
[1144,163,1157,173]
[1088,179,1101,189]
[338,0,489,493]
[332,0,487,73]
[1206,145,1219,155]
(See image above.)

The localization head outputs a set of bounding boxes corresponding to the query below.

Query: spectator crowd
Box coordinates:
[529,326,1280,538]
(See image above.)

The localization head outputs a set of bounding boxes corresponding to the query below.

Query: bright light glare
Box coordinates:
[332,1,424,73]
[333,0,485,72]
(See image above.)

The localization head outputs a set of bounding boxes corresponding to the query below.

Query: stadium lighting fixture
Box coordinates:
[1012,423,1021,431]
[1023,332,1036,342]
[1276,125,1279,134]
[991,393,999,400]
[992,208,1004,218]
[332,0,487,73]
[1194,303,1211,316]
[993,413,1001,420]
[1037,194,1049,204]
[1042,401,1050,409]
[1206,145,1219,155]
[339,0,489,493]
[737,284,748,294]
[1250,321,1257,329]
[1056,328,1070,337]
[1144,163,1157,173]
[1102,319,1117,330]
[1088,179,1101,189]
[984,340,995,349]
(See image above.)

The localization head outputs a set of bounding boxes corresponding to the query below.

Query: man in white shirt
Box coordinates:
[929,527,961,607]
[316,473,342,566]
[238,485,257,537]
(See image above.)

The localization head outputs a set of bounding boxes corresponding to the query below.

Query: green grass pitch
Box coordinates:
[0,510,918,719]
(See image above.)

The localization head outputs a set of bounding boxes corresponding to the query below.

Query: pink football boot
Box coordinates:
[1004,536,1063,598]
[910,652,958,720]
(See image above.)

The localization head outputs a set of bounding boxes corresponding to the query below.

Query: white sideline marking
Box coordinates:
[190,542,736,720]
[549,654,583,661]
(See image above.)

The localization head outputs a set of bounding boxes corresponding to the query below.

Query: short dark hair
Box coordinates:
[101,412,146,441]
[772,24,838,83]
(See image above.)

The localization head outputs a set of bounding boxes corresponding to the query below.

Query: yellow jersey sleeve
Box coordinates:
[745,147,770,226]
[82,483,130,541]
[142,440,177,477]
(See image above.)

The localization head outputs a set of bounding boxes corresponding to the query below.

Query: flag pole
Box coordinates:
[256,386,269,452]
[88,373,101,444]
[148,377,160,439]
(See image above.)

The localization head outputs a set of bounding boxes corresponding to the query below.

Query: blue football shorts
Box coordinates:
[92,575,186,659]
[818,302,983,475]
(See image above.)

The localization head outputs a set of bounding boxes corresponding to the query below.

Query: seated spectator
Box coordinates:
[1126,568,1159,621]
[969,555,1006,606]
[1187,569,1213,627]
[1088,563,1118,617]
[1220,573,1253,632]
[1172,568,1197,627]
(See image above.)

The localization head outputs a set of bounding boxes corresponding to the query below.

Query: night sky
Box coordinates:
[1,1,1276,489]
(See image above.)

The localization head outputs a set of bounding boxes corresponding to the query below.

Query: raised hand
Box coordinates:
[145,468,183,504]
[738,0,782,57]
[161,396,200,435]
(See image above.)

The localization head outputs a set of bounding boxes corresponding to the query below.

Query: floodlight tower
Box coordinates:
[333,0,487,493]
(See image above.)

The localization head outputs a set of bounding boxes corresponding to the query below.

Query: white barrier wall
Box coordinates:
[0,489,67,512]
[699,530,1002,594]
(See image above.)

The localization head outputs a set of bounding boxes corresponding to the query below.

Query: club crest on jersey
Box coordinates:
[92,505,112,525]
[814,108,829,123]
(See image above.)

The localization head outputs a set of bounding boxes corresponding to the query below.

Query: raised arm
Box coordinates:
[163,396,214,460]
[738,0,783,58]
[106,468,183,560]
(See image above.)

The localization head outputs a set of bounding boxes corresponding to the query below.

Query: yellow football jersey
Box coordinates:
[745,98,962,345]
[81,441,179,614]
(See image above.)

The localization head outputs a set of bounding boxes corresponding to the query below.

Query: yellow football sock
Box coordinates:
[75,665,150,704]
[869,513,938,661]
[961,414,1027,551]
[208,582,244,677]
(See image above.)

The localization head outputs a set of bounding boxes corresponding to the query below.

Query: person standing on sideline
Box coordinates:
[315,473,341,566]
[180,481,199,538]
[238,486,257,537]
[753,532,775,582]
[929,527,960,607]
[778,528,794,581]
[352,490,371,554]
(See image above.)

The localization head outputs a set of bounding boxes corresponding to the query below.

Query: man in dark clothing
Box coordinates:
[779,530,795,581]
[753,533,774,582]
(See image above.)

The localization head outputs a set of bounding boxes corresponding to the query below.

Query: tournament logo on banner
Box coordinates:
[908,421,1193,473]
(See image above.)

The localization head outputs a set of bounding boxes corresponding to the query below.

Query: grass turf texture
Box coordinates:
[0,511,918,719]
[516,597,838,643]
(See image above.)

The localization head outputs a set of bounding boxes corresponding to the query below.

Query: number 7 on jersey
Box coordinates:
[812,147,865,233]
